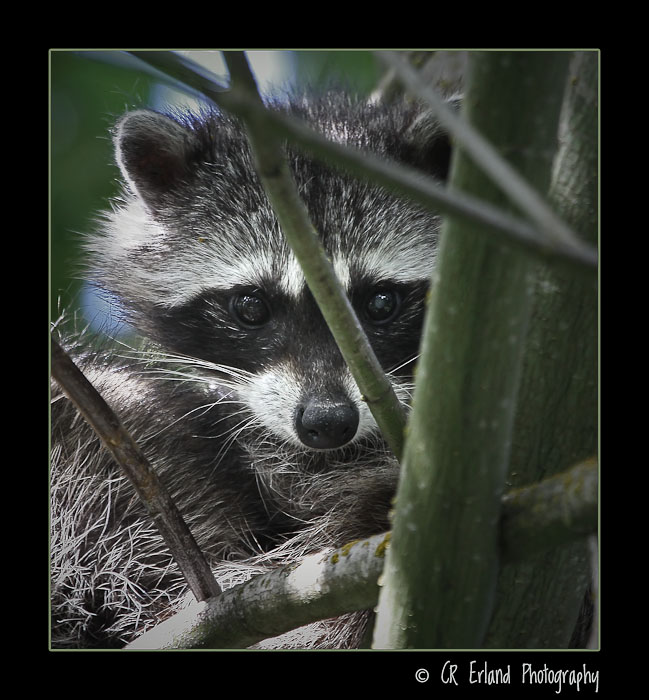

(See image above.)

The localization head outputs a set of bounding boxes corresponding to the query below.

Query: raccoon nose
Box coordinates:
[295,397,359,450]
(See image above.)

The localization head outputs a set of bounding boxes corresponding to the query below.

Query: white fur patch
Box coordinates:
[363,248,436,283]
[356,232,437,283]
[236,361,378,448]
[332,256,351,290]
[280,255,306,298]
[94,189,436,312]
[277,253,351,297]
[237,363,304,446]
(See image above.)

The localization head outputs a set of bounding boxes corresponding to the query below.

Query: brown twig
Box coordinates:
[50,334,221,602]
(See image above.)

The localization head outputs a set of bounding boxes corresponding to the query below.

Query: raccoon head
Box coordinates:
[90,96,453,454]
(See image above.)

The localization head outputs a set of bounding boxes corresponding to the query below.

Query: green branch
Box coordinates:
[372,50,574,650]
[499,458,598,562]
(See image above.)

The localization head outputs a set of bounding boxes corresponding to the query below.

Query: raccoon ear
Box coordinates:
[402,97,461,183]
[114,110,200,209]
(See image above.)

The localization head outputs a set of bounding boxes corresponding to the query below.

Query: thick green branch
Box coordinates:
[372,51,572,650]
[482,50,599,650]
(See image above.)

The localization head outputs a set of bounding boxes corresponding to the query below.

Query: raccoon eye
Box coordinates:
[230,291,271,328]
[365,288,401,325]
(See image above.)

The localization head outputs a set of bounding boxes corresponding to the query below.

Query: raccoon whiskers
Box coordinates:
[388,353,421,375]
[122,351,257,444]
[133,356,255,394]
[205,414,255,467]
[141,400,230,444]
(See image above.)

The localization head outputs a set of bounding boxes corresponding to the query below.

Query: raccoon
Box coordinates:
[50,92,453,649]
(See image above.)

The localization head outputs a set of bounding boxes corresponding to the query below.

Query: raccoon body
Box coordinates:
[50,93,452,649]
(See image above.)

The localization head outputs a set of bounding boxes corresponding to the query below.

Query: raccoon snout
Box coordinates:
[295,396,360,450]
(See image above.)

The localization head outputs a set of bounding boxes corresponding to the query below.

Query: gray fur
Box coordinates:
[50,93,452,648]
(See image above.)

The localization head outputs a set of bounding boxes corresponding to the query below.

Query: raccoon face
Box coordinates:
[153,264,430,452]
[92,100,450,454]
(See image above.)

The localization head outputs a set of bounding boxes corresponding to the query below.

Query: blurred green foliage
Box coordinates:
[50,50,156,320]
[49,50,380,324]
[292,50,381,92]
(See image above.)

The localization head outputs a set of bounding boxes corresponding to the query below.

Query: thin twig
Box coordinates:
[222,52,408,459]
[50,335,221,602]
[376,50,597,266]
[123,50,597,273]
[499,457,598,561]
